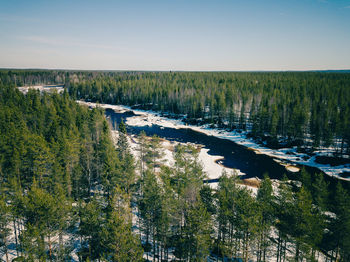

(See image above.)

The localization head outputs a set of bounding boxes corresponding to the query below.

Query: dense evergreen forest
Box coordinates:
[2,70,350,156]
[136,138,350,261]
[0,70,350,261]
[0,85,142,260]
[69,71,350,155]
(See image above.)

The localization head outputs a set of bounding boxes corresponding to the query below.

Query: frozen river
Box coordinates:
[104,108,321,181]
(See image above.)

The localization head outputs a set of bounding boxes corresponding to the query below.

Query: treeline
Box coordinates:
[136,134,350,261]
[65,71,350,154]
[0,69,134,87]
[0,85,142,261]
[0,69,68,86]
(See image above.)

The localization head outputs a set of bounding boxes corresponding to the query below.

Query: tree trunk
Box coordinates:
[257,232,262,262]
[217,224,220,262]
[283,240,287,262]
[244,233,249,262]
[59,231,63,260]
[13,218,19,257]
[276,236,280,262]
[152,227,156,262]
[335,246,339,262]
[4,238,9,262]
[88,166,92,196]
[330,249,334,262]
[48,234,53,261]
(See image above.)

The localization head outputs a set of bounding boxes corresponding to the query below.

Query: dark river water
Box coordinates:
[105,108,327,181]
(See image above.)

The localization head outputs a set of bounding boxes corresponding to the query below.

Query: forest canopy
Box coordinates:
[3,69,349,155]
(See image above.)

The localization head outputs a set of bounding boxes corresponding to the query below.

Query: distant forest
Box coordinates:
[2,69,349,156]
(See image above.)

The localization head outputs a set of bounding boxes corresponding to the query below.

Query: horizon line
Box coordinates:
[1,67,350,73]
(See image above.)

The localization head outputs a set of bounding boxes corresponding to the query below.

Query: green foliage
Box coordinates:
[1,72,350,261]
[64,70,350,154]
[200,185,216,215]
[256,174,274,262]
[0,195,11,261]
[327,183,350,261]
[312,172,329,211]
[0,84,141,261]
[100,211,143,261]
[181,201,212,261]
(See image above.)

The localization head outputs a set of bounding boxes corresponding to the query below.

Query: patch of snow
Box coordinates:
[17,85,65,94]
[123,131,244,182]
[198,148,243,180]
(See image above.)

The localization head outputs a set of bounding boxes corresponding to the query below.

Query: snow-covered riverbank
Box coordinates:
[77,101,350,181]
[111,127,257,188]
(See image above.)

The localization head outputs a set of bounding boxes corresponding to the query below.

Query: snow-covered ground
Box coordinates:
[1,219,79,262]
[17,84,65,94]
[113,120,261,193]
[120,131,239,179]
[113,127,260,195]
[79,101,350,181]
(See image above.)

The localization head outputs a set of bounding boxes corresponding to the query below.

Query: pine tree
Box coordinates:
[312,172,329,211]
[293,187,321,261]
[236,187,260,262]
[139,170,162,259]
[275,175,294,262]
[54,183,73,260]
[183,201,212,261]
[256,174,274,262]
[100,188,143,261]
[329,183,350,261]
[200,184,216,215]
[0,195,11,262]
[117,120,128,159]
[116,121,136,194]
[216,171,240,260]
[21,181,57,261]
[138,130,147,179]
[78,198,103,260]
[100,212,143,261]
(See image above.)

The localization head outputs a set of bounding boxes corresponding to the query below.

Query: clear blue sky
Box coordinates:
[0,0,349,70]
